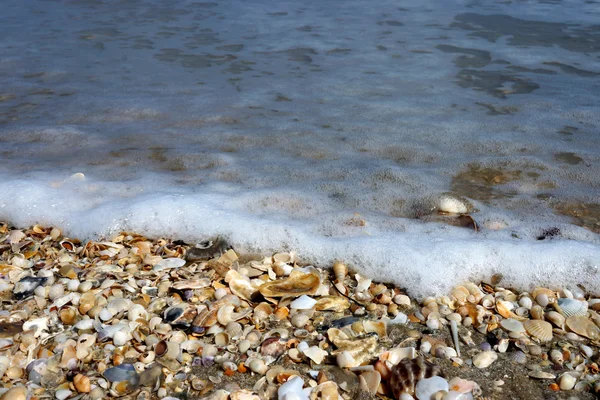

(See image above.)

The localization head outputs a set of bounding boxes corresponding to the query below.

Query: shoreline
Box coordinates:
[0,222,599,400]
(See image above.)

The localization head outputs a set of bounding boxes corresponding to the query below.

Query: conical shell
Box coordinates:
[332,262,347,282]
[523,320,553,342]
[566,316,600,340]
[259,271,320,298]
[555,299,588,318]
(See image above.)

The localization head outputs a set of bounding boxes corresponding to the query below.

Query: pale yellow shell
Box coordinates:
[523,320,553,342]
[566,316,600,340]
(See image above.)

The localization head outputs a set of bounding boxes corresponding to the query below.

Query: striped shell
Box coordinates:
[389,356,444,397]
[555,299,588,318]
[523,320,553,342]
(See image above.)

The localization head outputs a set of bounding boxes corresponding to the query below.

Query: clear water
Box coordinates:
[1,0,600,296]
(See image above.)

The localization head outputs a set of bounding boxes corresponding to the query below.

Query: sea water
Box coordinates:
[1,0,599,297]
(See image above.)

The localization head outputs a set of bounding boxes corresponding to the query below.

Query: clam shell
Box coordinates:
[555,299,588,318]
[500,318,525,333]
[565,316,600,340]
[545,311,565,328]
[259,271,320,298]
[523,320,553,342]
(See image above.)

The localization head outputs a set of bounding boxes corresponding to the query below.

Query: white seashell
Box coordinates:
[336,351,357,368]
[49,284,65,300]
[248,359,268,375]
[291,313,310,328]
[67,279,80,292]
[302,346,328,364]
[518,296,533,309]
[386,347,417,365]
[579,344,594,358]
[278,376,306,400]
[128,304,148,322]
[99,308,114,322]
[415,376,449,400]
[558,373,577,390]
[290,295,317,310]
[438,195,468,214]
[55,389,73,400]
[113,331,130,346]
[500,318,525,333]
[74,318,94,330]
[393,294,411,306]
[153,257,186,271]
[473,351,498,368]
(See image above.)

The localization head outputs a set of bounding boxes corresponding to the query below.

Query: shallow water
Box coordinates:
[1,0,600,296]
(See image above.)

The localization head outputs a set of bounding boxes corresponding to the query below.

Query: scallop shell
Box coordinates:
[389,356,445,398]
[259,271,320,298]
[555,299,588,318]
[509,350,527,364]
[523,320,553,342]
[566,316,600,340]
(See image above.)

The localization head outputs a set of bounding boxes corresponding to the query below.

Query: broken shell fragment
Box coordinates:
[259,271,320,298]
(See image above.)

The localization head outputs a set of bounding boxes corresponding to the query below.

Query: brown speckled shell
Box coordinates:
[389,356,444,398]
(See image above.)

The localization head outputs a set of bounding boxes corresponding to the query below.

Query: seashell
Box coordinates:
[415,376,449,400]
[518,296,533,309]
[103,363,139,382]
[260,337,286,358]
[509,350,527,364]
[259,271,320,298]
[217,305,252,325]
[214,332,229,347]
[545,311,566,328]
[362,320,387,337]
[59,307,77,325]
[496,300,524,321]
[530,305,544,320]
[514,307,529,318]
[0,387,28,400]
[549,349,563,365]
[13,276,48,300]
[523,320,553,342]
[291,313,310,328]
[528,370,555,379]
[565,316,600,340]
[289,295,317,310]
[315,296,350,312]
[358,370,381,395]
[74,374,91,393]
[154,340,181,360]
[248,359,268,375]
[252,303,273,325]
[301,345,328,364]
[473,351,498,368]
[225,321,243,339]
[228,278,258,302]
[389,356,445,398]
[558,373,577,391]
[333,261,348,282]
[500,318,525,333]
[555,298,588,318]
[438,195,468,214]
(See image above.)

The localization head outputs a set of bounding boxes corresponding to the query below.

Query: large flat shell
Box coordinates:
[523,320,553,342]
[259,271,320,298]
[566,316,600,340]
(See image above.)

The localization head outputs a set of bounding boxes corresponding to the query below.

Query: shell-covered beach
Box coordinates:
[1,223,600,400]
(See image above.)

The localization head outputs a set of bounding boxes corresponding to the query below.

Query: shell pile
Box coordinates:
[0,223,600,399]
